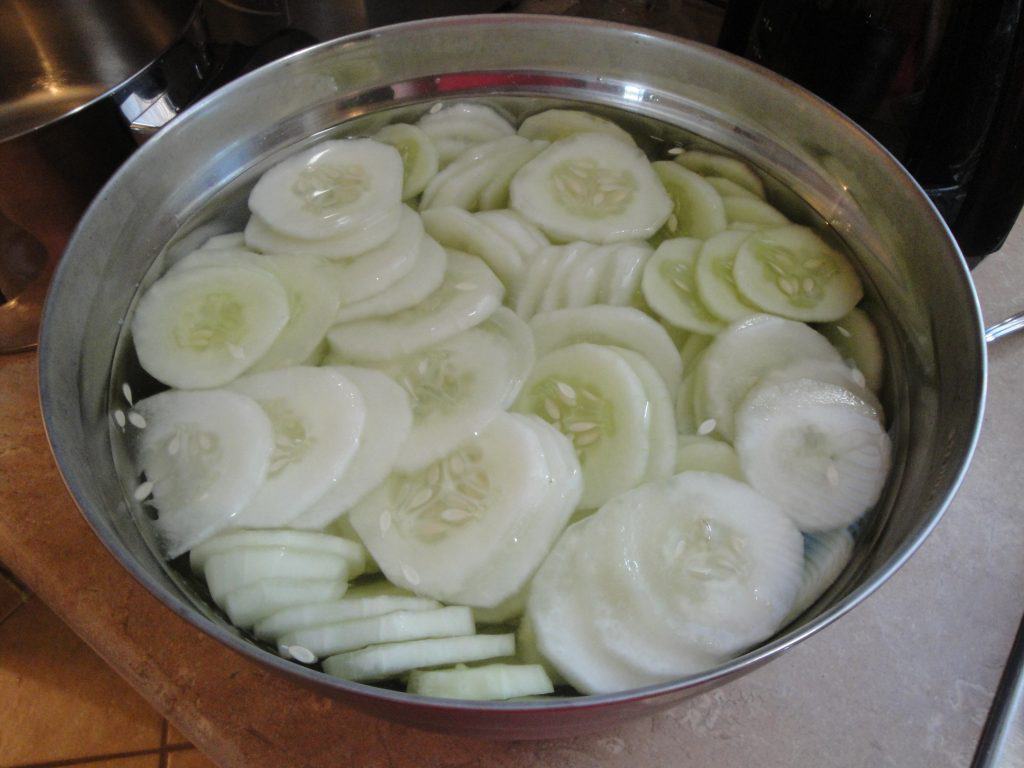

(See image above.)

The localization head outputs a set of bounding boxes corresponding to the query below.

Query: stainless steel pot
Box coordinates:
[0,0,207,352]
[37,15,986,739]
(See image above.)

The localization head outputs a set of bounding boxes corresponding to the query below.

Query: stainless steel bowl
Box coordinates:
[38,15,986,739]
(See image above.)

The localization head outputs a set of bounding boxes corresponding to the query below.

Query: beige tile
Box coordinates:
[0,569,27,624]
[0,597,164,766]
[167,747,220,768]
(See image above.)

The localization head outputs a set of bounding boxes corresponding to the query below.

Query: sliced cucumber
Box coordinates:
[695,230,760,322]
[538,242,592,313]
[674,435,743,479]
[416,103,515,167]
[244,204,402,260]
[249,139,403,240]
[472,210,549,259]
[477,140,550,211]
[599,242,653,306]
[819,308,884,393]
[786,528,855,621]
[761,358,882,416]
[515,614,566,686]
[651,161,727,241]
[674,373,697,434]
[675,150,766,199]
[131,264,290,389]
[696,314,842,440]
[278,605,475,658]
[220,578,347,629]
[421,206,525,288]
[514,243,592,319]
[472,586,527,625]
[517,109,636,146]
[326,250,504,362]
[319,205,423,303]
[421,136,545,212]
[203,547,349,604]
[529,305,683,397]
[735,378,891,531]
[510,133,672,243]
[641,238,725,335]
[254,594,441,641]
[289,367,413,529]
[348,413,552,603]
[408,663,554,700]
[333,236,446,323]
[132,390,274,558]
[360,307,534,472]
[722,197,788,227]
[704,176,760,200]
[514,343,651,509]
[190,529,366,574]
[373,123,439,200]
[561,245,605,309]
[227,367,366,527]
[733,225,863,322]
[677,332,712,376]
[322,633,515,682]
[607,347,677,483]
[199,232,246,250]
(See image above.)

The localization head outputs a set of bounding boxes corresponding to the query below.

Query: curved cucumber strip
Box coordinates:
[408,663,554,700]
[254,594,441,641]
[323,633,515,682]
[599,242,652,306]
[416,102,515,167]
[734,225,863,322]
[675,149,766,199]
[641,238,724,335]
[695,230,760,322]
[517,109,636,146]
[607,347,677,483]
[651,161,727,242]
[203,547,349,604]
[421,206,525,289]
[190,529,366,574]
[421,135,535,211]
[221,578,347,629]
[473,209,549,259]
[374,123,439,200]
[819,307,884,393]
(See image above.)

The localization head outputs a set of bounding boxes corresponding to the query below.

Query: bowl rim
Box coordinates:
[38,12,987,715]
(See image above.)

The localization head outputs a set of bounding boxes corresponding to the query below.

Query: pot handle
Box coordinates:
[985,310,1024,344]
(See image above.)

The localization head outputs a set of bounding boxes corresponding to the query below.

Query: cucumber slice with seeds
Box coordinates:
[723,197,788,227]
[651,161,728,241]
[417,103,515,167]
[517,109,636,146]
[323,633,515,682]
[819,308,884,392]
[221,578,348,629]
[734,225,863,322]
[641,238,724,335]
[254,594,441,641]
[674,435,743,479]
[510,133,672,244]
[695,230,760,322]
[373,123,439,200]
[408,663,554,700]
[676,150,765,198]
[131,264,290,389]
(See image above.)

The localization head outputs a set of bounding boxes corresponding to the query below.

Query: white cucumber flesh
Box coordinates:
[408,663,554,700]
[244,204,402,260]
[675,150,766,198]
[254,594,442,641]
[322,633,515,682]
[674,435,743,479]
[695,230,760,322]
[677,332,713,376]
[651,161,728,241]
[416,103,515,166]
[472,586,527,625]
[733,225,864,322]
[641,237,725,335]
[421,136,543,212]
[538,242,593,313]
[722,197,788,227]
[517,109,636,146]
[132,390,274,558]
[477,140,550,211]
[373,123,439,200]
[131,264,290,389]
[786,528,855,621]
[819,308,885,392]
[472,210,549,259]
[760,358,883,416]
[607,347,677,483]
[674,373,697,435]
[510,133,672,244]
[421,206,525,288]
[221,578,347,629]
[190,529,366,574]
[203,547,349,604]
[704,176,760,200]
[599,242,653,306]
[515,614,566,686]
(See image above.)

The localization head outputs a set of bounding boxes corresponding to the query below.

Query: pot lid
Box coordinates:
[0,0,198,142]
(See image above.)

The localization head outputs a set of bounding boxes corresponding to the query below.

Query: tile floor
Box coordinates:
[0,570,215,768]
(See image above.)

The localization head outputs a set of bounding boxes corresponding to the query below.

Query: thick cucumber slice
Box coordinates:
[529,305,683,396]
[704,176,760,200]
[472,210,549,259]
[421,207,525,288]
[278,606,475,659]
[326,251,503,361]
[735,378,892,531]
[290,367,413,529]
[408,663,554,700]
[678,332,712,376]
[254,594,441,641]
[696,314,842,440]
[227,367,366,527]
[348,414,552,602]
[351,308,534,472]
[244,205,402,260]
[515,614,566,686]
[674,435,743,479]
[200,232,246,250]
[221,578,347,629]
[514,343,651,509]
[472,586,527,626]
[517,109,636,146]
[421,136,544,212]
[249,139,403,240]
[169,248,340,374]
[786,528,855,621]
[510,133,672,244]
[334,236,446,323]
[416,103,516,167]
[319,205,423,303]
[675,150,766,198]
[190,529,366,574]
[607,347,677,483]
[734,225,864,322]
[695,230,760,322]
[723,197,788,227]
[323,633,515,682]
[651,161,727,242]
[131,265,290,389]
[373,123,439,200]
[641,238,725,334]
[133,390,274,558]
[599,242,653,306]
[819,308,884,392]
[203,547,349,604]
[478,140,550,211]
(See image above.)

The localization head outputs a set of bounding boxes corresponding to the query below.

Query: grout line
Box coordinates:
[158,719,169,768]
[7,743,193,768]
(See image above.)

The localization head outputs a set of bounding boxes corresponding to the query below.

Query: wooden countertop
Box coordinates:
[2,217,1023,767]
